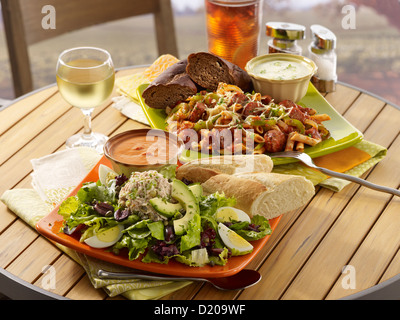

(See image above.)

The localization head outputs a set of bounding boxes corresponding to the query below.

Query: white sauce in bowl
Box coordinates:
[253,60,313,80]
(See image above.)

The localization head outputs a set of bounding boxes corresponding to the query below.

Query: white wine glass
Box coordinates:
[56,47,115,153]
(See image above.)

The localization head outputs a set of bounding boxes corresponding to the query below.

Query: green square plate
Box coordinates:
[137,82,363,165]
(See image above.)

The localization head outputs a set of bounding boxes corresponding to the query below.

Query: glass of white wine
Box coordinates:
[56,47,115,153]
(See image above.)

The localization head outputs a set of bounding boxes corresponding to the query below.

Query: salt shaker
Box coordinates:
[266,22,306,55]
[308,24,337,93]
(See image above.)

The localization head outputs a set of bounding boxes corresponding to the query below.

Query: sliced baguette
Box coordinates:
[176,154,273,181]
[201,172,315,219]
[232,172,315,219]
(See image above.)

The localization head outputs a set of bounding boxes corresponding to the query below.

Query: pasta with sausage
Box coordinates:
[165,82,331,155]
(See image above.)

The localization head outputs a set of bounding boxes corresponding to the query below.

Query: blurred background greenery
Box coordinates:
[0,0,399,106]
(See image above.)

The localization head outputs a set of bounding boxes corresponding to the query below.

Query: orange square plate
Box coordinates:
[36,156,281,278]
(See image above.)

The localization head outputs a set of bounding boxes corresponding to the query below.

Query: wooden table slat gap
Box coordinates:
[279,185,365,300]
[0,89,59,138]
[14,250,65,287]
[322,188,394,299]
[3,233,40,270]
[30,252,65,286]
[62,273,88,298]
[281,134,400,299]
[0,214,18,237]
[377,244,400,284]
[326,192,400,299]
[0,105,75,167]
[317,162,396,299]
[340,92,363,116]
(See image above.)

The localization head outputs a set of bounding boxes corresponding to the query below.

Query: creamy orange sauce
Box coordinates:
[110,134,178,165]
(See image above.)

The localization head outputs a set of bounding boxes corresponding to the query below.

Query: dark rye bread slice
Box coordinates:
[186,52,253,93]
[142,60,197,109]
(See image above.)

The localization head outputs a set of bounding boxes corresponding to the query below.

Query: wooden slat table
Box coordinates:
[1,66,400,300]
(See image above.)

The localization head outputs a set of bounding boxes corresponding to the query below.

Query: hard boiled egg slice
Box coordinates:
[215,207,251,223]
[84,225,124,249]
[218,223,253,256]
[98,164,117,186]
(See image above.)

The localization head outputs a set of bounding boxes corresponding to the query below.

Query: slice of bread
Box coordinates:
[186,52,253,93]
[142,60,197,109]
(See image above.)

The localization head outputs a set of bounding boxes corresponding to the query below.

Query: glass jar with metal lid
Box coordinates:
[308,24,337,93]
[266,22,306,55]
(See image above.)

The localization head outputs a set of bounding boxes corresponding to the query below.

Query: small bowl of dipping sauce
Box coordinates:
[245,53,317,102]
[104,129,184,177]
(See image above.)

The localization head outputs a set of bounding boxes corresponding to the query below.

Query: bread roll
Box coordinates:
[186,52,253,93]
[142,60,198,109]
[176,155,273,181]
[199,172,314,219]
[233,172,315,219]
[176,165,220,184]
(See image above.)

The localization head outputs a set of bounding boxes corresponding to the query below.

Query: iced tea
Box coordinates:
[205,0,262,69]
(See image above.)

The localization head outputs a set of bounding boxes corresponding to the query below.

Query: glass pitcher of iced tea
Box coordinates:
[205,0,263,69]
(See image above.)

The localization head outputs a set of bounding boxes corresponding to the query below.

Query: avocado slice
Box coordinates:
[149,197,182,218]
[171,179,200,235]
[188,184,203,202]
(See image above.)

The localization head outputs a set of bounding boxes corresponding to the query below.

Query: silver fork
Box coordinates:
[270,151,400,197]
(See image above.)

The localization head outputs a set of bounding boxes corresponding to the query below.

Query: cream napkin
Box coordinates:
[112,95,149,126]
[0,147,191,300]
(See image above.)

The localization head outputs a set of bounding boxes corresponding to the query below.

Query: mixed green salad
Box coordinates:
[58,165,271,267]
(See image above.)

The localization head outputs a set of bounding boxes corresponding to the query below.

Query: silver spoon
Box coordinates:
[97,268,261,291]
[270,151,400,197]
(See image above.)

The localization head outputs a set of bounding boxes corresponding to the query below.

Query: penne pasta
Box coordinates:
[304,118,318,129]
[296,142,305,152]
[285,132,296,151]
[255,125,264,135]
[253,146,266,154]
[311,114,331,122]
[253,133,265,143]
[277,119,289,132]
[290,132,321,146]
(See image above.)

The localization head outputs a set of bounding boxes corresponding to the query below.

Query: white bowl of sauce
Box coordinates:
[104,129,184,177]
[245,53,317,102]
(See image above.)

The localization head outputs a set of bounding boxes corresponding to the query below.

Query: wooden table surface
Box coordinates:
[1,66,400,300]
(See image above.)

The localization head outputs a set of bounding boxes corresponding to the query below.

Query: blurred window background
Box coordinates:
[0,0,399,106]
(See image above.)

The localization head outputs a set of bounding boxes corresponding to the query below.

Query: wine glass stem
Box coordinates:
[81,108,94,138]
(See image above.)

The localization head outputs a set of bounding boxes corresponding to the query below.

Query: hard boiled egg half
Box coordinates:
[98,164,117,186]
[218,223,253,256]
[215,207,251,223]
[84,225,124,249]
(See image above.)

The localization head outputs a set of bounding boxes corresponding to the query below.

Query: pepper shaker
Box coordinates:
[308,24,337,93]
[266,22,306,55]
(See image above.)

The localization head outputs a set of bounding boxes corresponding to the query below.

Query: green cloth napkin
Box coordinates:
[0,147,191,300]
[273,140,387,191]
